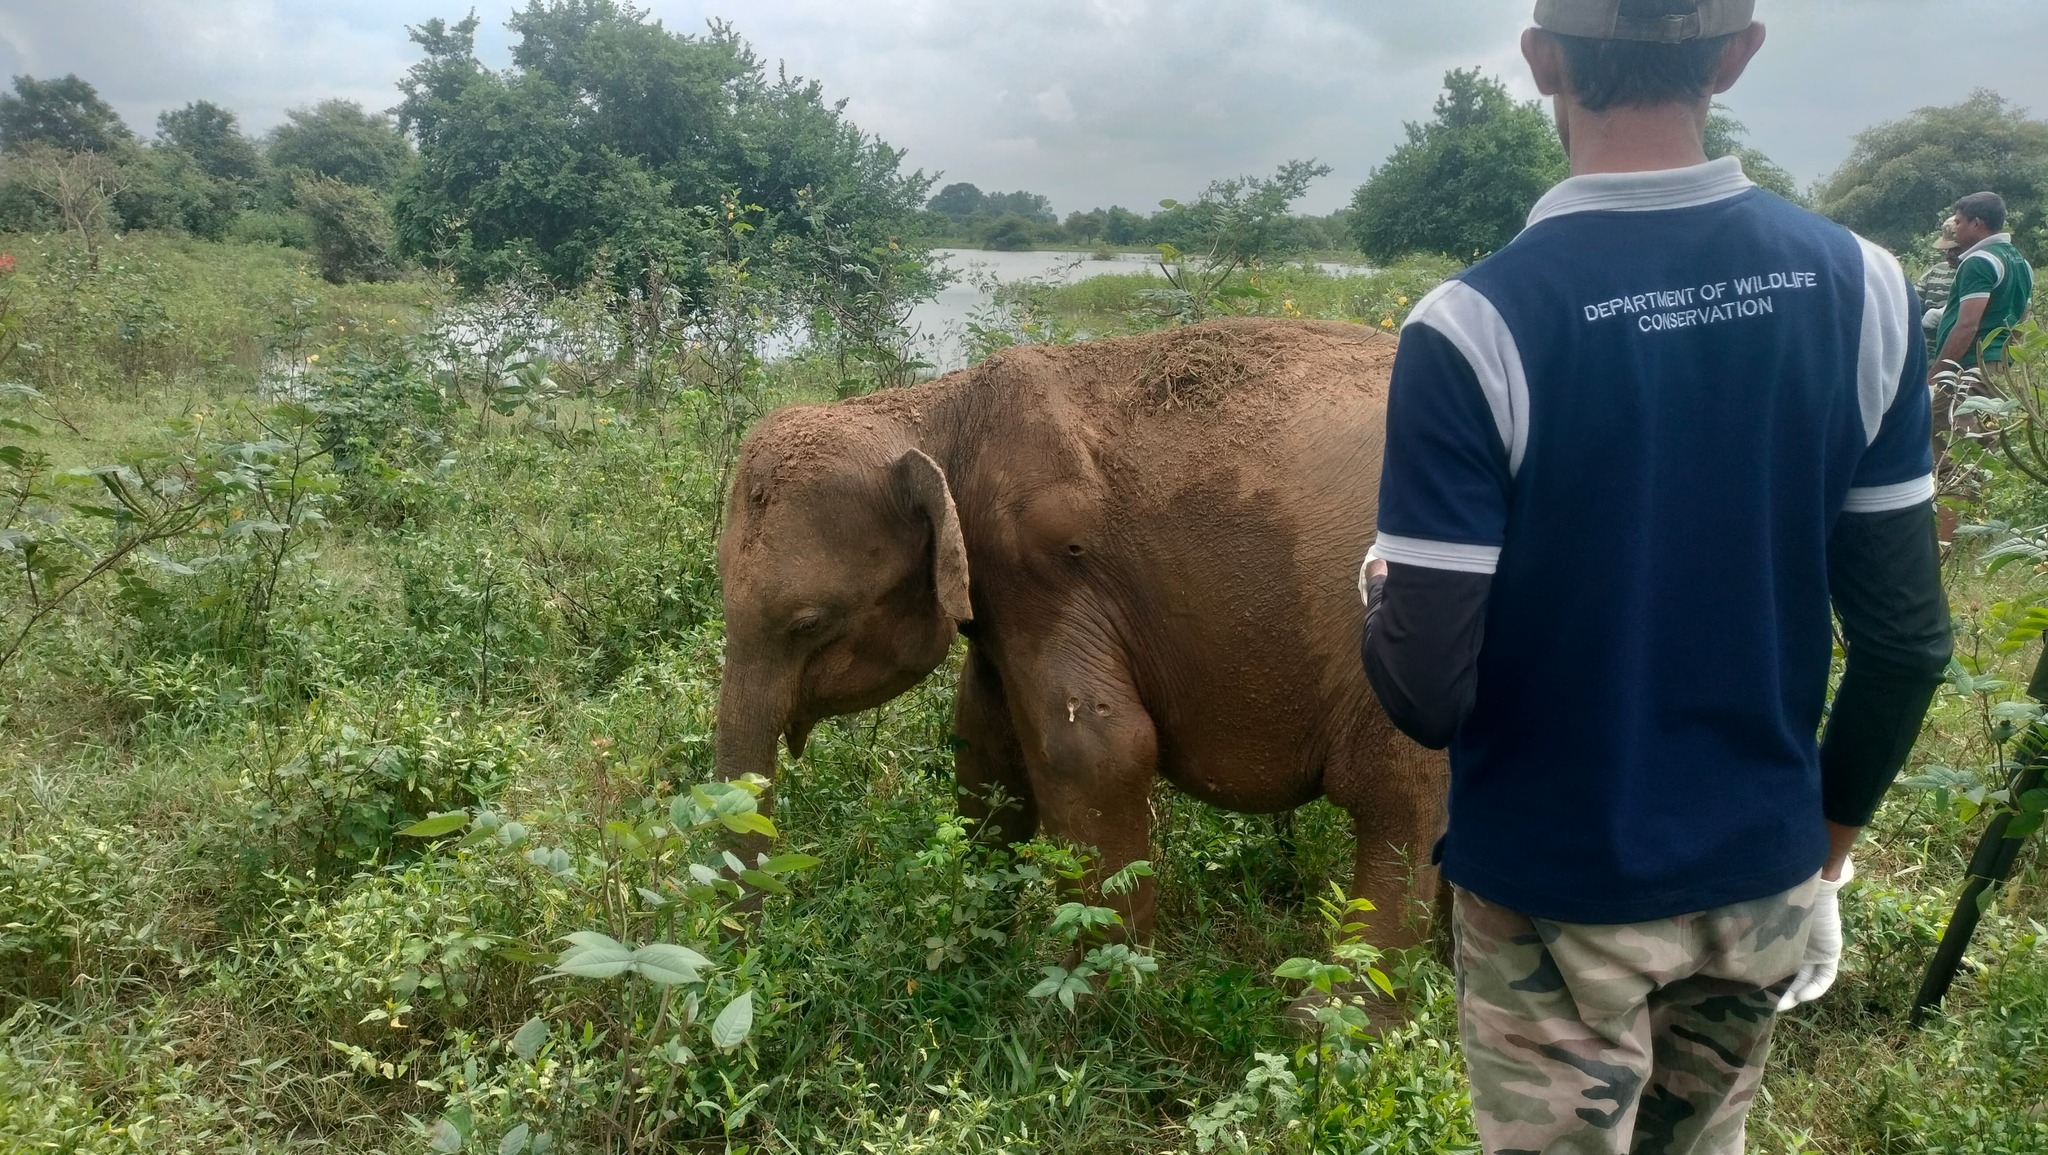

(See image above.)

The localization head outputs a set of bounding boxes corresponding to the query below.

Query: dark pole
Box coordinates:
[1909,643,2048,1026]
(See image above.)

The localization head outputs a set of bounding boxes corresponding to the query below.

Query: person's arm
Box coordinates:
[1934,253,2000,372]
[1361,558,1489,749]
[1830,252,1949,876]
[1358,282,1515,748]
[1820,503,1951,876]
[1934,295,1988,371]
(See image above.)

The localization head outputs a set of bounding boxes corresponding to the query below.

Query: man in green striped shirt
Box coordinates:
[1931,191,2034,372]
[1918,217,1959,345]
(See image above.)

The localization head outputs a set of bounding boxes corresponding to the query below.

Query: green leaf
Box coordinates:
[739,869,789,895]
[398,812,470,838]
[0,417,40,436]
[1273,957,1321,982]
[137,549,197,577]
[711,990,754,1049]
[225,518,288,537]
[1057,970,1092,1010]
[1101,860,1153,896]
[719,811,777,837]
[499,1124,531,1155]
[509,1016,549,1060]
[629,943,711,986]
[428,1118,465,1153]
[759,852,822,875]
[552,931,633,980]
[1027,966,1069,1000]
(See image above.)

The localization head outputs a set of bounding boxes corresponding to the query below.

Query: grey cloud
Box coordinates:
[5,1,2048,215]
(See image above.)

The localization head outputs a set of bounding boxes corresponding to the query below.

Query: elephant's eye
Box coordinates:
[787,612,824,638]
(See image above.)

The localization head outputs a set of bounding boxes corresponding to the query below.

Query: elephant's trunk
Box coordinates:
[714,658,793,786]
[713,658,799,869]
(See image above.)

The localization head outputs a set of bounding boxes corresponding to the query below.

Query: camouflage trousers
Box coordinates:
[1452,878,1819,1155]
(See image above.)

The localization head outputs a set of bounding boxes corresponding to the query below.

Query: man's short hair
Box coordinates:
[1549,1,1733,112]
[1953,191,2008,233]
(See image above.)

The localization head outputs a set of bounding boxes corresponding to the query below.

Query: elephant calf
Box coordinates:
[715,317,1447,953]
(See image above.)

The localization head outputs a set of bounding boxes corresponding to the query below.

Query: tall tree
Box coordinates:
[393,3,932,299]
[1705,108,1802,203]
[1347,69,1566,263]
[1155,159,1332,264]
[0,74,133,154]
[267,100,414,191]
[5,143,129,265]
[157,100,262,185]
[1817,90,2048,252]
[928,182,984,222]
[982,190,1055,224]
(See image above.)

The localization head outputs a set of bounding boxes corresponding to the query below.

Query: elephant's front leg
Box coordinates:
[1016,644,1160,941]
[953,642,1038,847]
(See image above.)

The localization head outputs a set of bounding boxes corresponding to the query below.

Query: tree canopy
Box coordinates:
[157,100,263,186]
[392,2,931,297]
[1347,69,1567,263]
[928,182,985,222]
[1817,90,2048,252]
[267,100,414,192]
[0,74,133,154]
[1705,109,1802,203]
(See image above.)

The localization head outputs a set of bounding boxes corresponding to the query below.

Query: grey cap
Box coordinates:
[1534,0,1756,43]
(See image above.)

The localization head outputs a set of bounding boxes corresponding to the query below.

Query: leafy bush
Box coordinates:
[295,175,397,284]
[0,820,189,999]
[227,208,313,250]
[236,683,526,874]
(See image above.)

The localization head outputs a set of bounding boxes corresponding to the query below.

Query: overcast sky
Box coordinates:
[3,1,2046,215]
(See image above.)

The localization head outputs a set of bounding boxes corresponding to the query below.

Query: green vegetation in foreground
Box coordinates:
[2,233,2046,1154]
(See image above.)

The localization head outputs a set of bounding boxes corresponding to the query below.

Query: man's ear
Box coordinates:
[1711,22,1767,95]
[1522,27,1566,97]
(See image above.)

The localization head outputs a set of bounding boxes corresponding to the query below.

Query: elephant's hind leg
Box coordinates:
[954,642,1037,847]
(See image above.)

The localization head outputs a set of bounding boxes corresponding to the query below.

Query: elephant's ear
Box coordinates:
[894,448,972,623]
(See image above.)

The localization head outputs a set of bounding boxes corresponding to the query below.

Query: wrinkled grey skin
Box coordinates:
[715,319,1447,953]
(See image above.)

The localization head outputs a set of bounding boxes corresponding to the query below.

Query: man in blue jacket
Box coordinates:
[1360,3,1952,1152]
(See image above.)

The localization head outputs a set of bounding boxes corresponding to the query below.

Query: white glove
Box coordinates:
[1777,857,1854,1012]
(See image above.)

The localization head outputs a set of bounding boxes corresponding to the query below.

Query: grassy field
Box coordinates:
[1,233,2045,1154]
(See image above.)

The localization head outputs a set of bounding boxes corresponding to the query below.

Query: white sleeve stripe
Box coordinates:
[1853,236,1912,446]
[1843,475,1936,513]
[1957,291,1992,303]
[1368,533,1501,575]
[1404,280,1531,476]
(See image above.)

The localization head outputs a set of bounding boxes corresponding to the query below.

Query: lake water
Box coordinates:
[903,249,1156,370]
[906,248,1374,371]
[264,248,1373,397]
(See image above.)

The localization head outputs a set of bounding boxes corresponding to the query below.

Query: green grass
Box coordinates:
[1024,256,1461,338]
[1,232,2045,1153]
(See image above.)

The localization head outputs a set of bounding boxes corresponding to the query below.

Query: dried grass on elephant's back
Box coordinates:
[1128,328,1285,411]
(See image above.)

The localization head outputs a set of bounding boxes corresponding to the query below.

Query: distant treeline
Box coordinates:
[3,3,2045,297]
[916,180,1355,254]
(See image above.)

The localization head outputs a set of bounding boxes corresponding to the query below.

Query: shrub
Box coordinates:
[295,174,396,284]
[237,683,526,874]
[0,820,188,999]
[227,208,313,249]
[982,215,1037,251]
